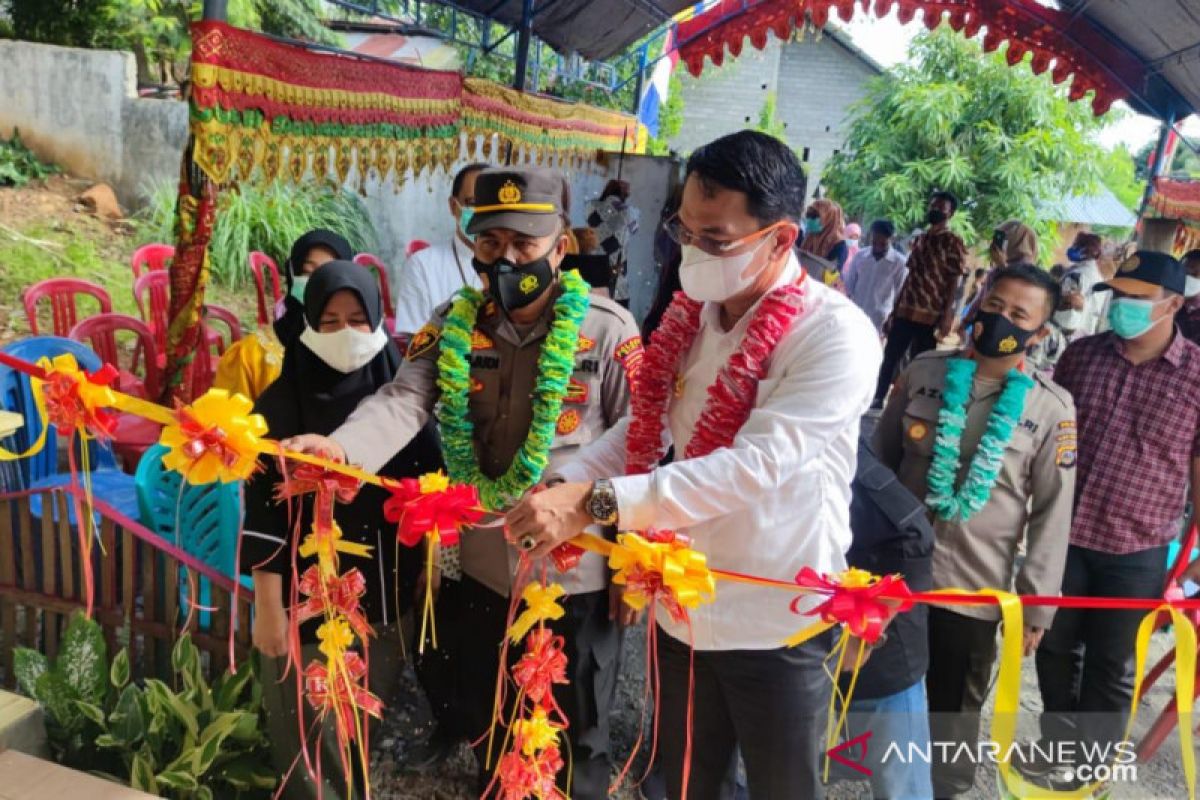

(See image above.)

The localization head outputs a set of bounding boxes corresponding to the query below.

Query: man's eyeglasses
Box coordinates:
[663,215,789,257]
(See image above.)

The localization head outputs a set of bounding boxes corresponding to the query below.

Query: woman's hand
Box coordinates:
[279,434,346,463]
[253,598,290,658]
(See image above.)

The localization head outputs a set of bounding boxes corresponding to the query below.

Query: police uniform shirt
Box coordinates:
[332,282,643,597]
[873,349,1077,628]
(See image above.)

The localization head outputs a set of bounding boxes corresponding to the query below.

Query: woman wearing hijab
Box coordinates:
[798,198,849,286]
[213,229,353,402]
[241,261,442,799]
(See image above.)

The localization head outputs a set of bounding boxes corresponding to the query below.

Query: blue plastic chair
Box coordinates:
[135,444,247,628]
[0,337,139,522]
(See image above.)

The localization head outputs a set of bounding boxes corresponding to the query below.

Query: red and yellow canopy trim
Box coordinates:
[1148,177,1200,224]
[675,0,1144,116]
[187,21,643,187]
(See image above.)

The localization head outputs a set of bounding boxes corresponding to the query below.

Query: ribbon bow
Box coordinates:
[496,744,565,800]
[38,355,119,440]
[608,530,715,623]
[295,566,372,639]
[508,582,566,644]
[511,628,569,705]
[785,567,912,647]
[278,462,362,533]
[549,542,585,573]
[160,389,267,485]
[299,520,373,575]
[382,470,483,548]
[513,704,563,757]
[303,651,383,741]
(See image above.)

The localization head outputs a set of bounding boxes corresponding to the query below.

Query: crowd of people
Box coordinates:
[217,127,1200,800]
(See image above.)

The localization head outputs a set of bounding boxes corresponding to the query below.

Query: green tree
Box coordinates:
[1098,145,1142,211]
[647,74,684,156]
[823,29,1106,257]
[1134,137,1200,179]
[6,0,113,47]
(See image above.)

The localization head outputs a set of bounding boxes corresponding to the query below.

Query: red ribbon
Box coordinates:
[277,462,362,533]
[303,651,383,740]
[496,744,565,800]
[511,628,569,705]
[294,566,373,639]
[42,363,119,440]
[382,478,483,548]
[176,403,242,470]
[549,542,585,573]
[792,567,914,644]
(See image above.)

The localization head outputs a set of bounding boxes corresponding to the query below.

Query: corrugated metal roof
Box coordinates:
[1042,186,1137,228]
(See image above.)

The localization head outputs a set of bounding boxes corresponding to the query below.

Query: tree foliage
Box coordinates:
[647,75,685,156]
[823,29,1106,255]
[1097,145,1142,212]
[1134,136,1200,179]
[754,92,787,140]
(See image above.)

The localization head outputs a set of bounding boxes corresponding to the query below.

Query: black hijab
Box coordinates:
[274,229,354,346]
[259,260,398,439]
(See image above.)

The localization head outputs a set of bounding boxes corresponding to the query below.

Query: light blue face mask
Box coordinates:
[803,217,823,235]
[458,206,475,239]
[290,275,309,302]
[1107,296,1166,339]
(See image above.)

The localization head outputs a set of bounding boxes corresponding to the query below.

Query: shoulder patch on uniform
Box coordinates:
[564,376,589,405]
[576,334,596,353]
[1055,442,1077,469]
[471,330,494,351]
[556,408,581,435]
[613,336,644,385]
[406,323,441,360]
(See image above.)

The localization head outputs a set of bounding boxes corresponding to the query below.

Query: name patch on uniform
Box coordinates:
[915,386,944,401]
[556,408,581,435]
[406,323,440,360]
[1020,419,1040,435]
[575,358,601,375]
[907,421,929,441]
[471,330,495,351]
[576,334,596,354]
[614,336,644,384]
[470,355,501,371]
[565,377,589,405]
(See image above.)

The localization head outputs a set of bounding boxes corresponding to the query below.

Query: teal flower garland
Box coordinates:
[926,357,1034,522]
[436,270,591,511]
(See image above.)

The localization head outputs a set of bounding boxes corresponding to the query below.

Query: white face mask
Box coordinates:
[1186,276,1200,299]
[678,235,775,303]
[299,323,389,373]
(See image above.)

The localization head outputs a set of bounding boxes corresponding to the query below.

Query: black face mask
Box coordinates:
[472,253,555,314]
[973,310,1038,358]
[927,209,948,226]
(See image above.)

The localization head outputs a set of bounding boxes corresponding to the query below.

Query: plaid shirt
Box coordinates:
[1053,331,1200,554]
[893,227,968,325]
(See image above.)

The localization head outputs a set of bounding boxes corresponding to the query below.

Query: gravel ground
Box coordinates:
[369,619,1192,799]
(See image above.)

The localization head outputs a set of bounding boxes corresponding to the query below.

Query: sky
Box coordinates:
[839,10,1195,152]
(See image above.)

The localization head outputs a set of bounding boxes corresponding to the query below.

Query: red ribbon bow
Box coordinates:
[294,566,373,639]
[549,542,585,573]
[303,651,383,740]
[791,567,913,644]
[382,478,483,548]
[176,404,241,470]
[42,364,119,440]
[277,463,362,533]
[496,744,565,800]
[512,628,569,705]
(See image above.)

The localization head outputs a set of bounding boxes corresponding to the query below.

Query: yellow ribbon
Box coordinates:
[159,388,268,485]
[514,705,562,757]
[317,617,356,660]
[607,532,716,614]
[508,582,565,644]
[299,521,373,575]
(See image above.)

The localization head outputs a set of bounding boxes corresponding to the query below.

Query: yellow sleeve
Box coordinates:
[212,331,283,403]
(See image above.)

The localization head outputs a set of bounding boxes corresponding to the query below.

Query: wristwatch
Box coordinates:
[585,479,619,526]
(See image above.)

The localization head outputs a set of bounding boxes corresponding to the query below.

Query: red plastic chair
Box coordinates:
[203,304,243,355]
[405,239,431,257]
[67,313,164,470]
[133,270,171,365]
[22,278,113,337]
[249,251,283,327]
[131,243,175,280]
[353,253,396,332]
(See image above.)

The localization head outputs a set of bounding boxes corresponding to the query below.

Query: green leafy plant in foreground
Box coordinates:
[13,613,275,799]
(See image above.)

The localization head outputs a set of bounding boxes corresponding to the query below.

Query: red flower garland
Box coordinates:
[626,279,808,475]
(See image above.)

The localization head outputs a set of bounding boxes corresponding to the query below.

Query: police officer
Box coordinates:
[873,263,1077,798]
[284,166,642,798]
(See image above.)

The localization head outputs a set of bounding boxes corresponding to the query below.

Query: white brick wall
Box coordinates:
[671,31,880,204]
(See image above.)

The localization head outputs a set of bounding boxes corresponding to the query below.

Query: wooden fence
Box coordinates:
[0,485,253,688]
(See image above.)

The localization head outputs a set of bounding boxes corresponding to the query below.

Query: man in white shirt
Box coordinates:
[507,131,883,799]
[845,218,909,334]
[1053,232,1107,339]
[391,162,488,338]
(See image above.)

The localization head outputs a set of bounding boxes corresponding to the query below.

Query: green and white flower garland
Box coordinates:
[926,357,1034,522]
[436,269,590,511]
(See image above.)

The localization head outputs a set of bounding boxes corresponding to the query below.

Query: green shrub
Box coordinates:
[138,180,378,289]
[0,130,59,187]
[14,613,275,799]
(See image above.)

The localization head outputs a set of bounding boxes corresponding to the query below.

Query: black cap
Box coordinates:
[1097,250,1185,295]
[467,167,565,238]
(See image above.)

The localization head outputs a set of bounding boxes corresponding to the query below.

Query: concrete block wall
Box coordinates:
[670,39,783,155]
